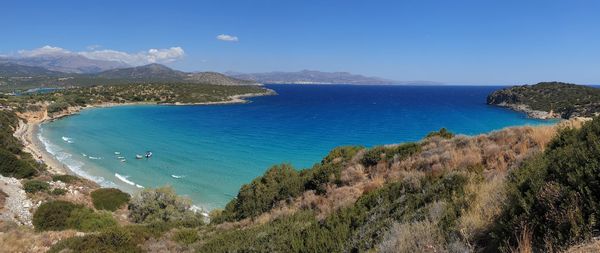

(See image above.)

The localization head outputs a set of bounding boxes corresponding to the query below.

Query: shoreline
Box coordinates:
[491,102,561,120]
[14,89,277,177]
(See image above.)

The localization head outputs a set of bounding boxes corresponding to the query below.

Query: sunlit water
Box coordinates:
[39,85,554,210]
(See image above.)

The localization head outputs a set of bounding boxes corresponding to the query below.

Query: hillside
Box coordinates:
[0,64,261,91]
[187,72,259,86]
[487,82,600,119]
[0,63,66,77]
[94,63,187,80]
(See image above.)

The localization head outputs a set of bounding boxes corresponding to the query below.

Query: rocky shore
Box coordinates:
[492,102,560,120]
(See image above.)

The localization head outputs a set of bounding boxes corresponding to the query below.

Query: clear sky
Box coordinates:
[1,0,599,84]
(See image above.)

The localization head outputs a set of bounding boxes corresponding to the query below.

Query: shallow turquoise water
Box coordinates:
[39,85,554,210]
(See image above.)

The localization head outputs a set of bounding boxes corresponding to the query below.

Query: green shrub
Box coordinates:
[321,145,364,164]
[361,146,386,167]
[47,101,70,114]
[173,228,199,245]
[33,201,79,231]
[66,208,118,232]
[493,117,600,252]
[361,143,421,167]
[48,228,141,253]
[50,188,67,195]
[218,164,304,221]
[426,128,455,139]
[33,200,118,232]
[0,149,37,178]
[128,186,203,226]
[23,179,49,193]
[51,174,80,183]
[91,188,130,211]
[303,146,364,195]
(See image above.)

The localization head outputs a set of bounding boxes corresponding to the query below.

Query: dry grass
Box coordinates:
[378,220,447,253]
[0,221,78,253]
[511,226,533,253]
[565,237,600,253]
[458,172,507,242]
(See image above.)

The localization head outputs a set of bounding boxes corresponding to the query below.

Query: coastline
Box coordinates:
[14,89,277,177]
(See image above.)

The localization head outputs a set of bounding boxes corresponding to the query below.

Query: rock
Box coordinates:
[0,175,34,226]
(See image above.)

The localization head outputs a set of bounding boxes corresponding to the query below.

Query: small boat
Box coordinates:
[117,156,125,159]
[145,151,153,158]
[135,154,143,159]
[120,159,126,162]
[114,152,121,155]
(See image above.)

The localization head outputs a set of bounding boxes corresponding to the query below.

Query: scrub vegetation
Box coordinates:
[0,110,43,178]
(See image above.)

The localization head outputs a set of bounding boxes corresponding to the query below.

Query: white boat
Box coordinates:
[135,154,143,159]
[145,151,153,158]
[114,152,121,155]
[120,159,126,162]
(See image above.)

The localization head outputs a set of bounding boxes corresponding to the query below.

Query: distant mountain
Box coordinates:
[94,64,259,85]
[0,62,66,77]
[94,63,187,80]
[227,70,409,85]
[0,54,128,74]
[187,72,260,86]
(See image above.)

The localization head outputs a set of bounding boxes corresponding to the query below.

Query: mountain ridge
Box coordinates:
[0,54,128,73]
[227,70,441,85]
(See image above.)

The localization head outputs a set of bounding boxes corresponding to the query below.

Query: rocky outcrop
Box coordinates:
[0,175,34,226]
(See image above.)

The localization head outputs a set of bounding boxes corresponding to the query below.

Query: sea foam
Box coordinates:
[38,128,116,188]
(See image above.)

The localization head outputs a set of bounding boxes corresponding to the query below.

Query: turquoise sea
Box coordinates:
[39,85,554,210]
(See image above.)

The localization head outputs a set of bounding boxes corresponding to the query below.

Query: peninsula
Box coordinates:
[487,82,600,119]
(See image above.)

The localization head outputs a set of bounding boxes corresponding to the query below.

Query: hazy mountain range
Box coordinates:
[227,70,442,85]
[0,54,128,73]
[0,54,440,89]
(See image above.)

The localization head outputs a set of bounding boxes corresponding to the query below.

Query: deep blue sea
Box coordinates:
[39,85,554,210]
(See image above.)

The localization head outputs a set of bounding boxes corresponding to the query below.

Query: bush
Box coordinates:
[361,143,421,167]
[128,186,203,226]
[493,117,600,252]
[47,101,70,114]
[33,200,118,232]
[51,174,80,183]
[50,188,67,195]
[426,128,455,139]
[33,201,79,231]
[218,164,304,221]
[91,188,130,211]
[0,149,37,178]
[172,228,199,245]
[66,208,118,232]
[321,145,364,164]
[48,229,141,253]
[23,179,49,193]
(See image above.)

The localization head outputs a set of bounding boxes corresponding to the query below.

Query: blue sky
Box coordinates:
[1,0,599,84]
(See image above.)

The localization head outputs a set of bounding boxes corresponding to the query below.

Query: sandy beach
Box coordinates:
[14,119,69,175]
